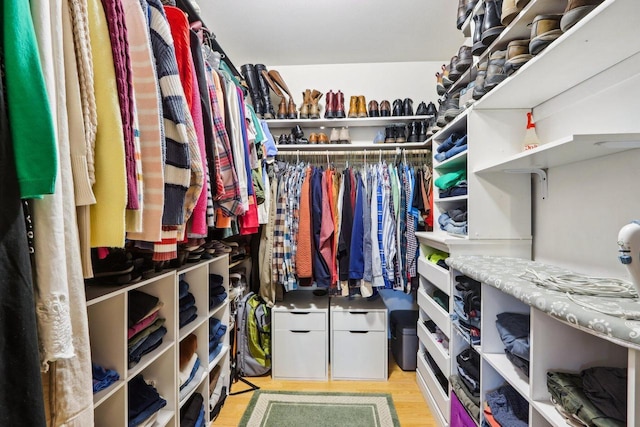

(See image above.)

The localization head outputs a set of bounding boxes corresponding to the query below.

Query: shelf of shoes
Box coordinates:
[460,0,484,38]
[473,0,640,110]
[275,141,432,152]
[266,115,435,129]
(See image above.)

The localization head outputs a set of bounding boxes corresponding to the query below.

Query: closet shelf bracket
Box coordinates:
[505,168,547,200]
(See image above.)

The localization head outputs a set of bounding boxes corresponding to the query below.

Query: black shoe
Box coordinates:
[240,64,265,118]
[415,102,428,116]
[291,125,304,141]
[277,134,287,145]
[384,125,396,143]
[395,124,407,143]
[403,98,414,116]
[418,121,428,142]
[482,0,505,46]
[255,64,276,119]
[426,101,438,117]
[407,121,420,142]
[472,9,487,55]
[392,99,403,116]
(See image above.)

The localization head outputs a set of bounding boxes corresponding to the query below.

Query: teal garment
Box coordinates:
[434,169,466,190]
[2,0,58,198]
[246,104,265,143]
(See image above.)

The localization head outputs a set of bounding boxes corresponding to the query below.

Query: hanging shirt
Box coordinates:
[349,171,365,280]
[370,165,385,288]
[319,168,335,287]
[311,167,331,288]
[337,168,353,282]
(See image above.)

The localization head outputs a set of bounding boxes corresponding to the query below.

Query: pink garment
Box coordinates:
[319,170,335,285]
[188,60,208,237]
[127,310,160,340]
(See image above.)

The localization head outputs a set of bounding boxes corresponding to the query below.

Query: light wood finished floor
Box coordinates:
[213,358,437,426]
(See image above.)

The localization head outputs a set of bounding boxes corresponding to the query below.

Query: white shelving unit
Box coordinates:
[87,255,230,426]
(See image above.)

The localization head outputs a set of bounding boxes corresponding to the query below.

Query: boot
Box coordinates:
[254,64,275,119]
[260,70,286,119]
[318,132,329,144]
[380,100,391,117]
[482,0,505,46]
[384,126,396,143]
[348,96,358,118]
[338,127,351,144]
[436,71,446,96]
[407,121,419,142]
[240,64,264,118]
[392,99,403,116]
[335,90,346,118]
[403,98,414,116]
[426,101,438,117]
[395,124,407,143]
[357,96,367,118]
[329,128,340,144]
[287,97,297,119]
[267,69,295,119]
[291,125,305,143]
[418,121,428,142]
[368,100,380,117]
[416,101,428,116]
[276,98,287,120]
[472,9,487,56]
[325,90,336,119]
[310,89,323,119]
[300,89,311,119]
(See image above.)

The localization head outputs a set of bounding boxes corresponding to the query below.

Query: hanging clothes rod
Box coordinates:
[276,149,431,157]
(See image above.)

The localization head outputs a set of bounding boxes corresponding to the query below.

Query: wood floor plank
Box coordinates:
[212,359,437,426]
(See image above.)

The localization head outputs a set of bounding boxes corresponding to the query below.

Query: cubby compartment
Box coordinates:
[178,325,209,409]
[450,273,481,349]
[178,263,210,340]
[481,283,530,397]
[417,247,450,295]
[130,348,177,427]
[417,277,450,338]
[530,309,629,426]
[417,315,450,378]
[481,361,529,426]
[94,384,126,427]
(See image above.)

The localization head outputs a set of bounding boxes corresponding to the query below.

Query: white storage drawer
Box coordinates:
[418,321,450,378]
[418,257,450,295]
[332,310,386,331]
[272,330,327,380]
[418,287,450,338]
[332,330,386,380]
[273,311,325,331]
[417,351,449,422]
[416,365,449,426]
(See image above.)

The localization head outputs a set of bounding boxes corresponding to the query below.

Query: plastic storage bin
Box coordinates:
[390,310,419,370]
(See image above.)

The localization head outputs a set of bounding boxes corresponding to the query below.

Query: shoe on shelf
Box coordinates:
[504,39,533,76]
[472,7,487,56]
[392,99,403,116]
[561,0,602,32]
[335,90,346,118]
[501,0,520,26]
[529,14,563,56]
[373,130,386,144]
[318,132,329,144]
[277,134,287,145]
[348,95,358,118]
[415,101,428,116]
[407,121,420,142]
[300,89,311,119]
[309,89,323,119]
[436,98,447,128]
[426,101,438,118]
[448,56,462,82]
[403,98,414,116]
[329,128,340,144]
[473,60,488,100]
[395,124,407,143]
[443,91,462,122]
[384,125,396,143]
[442,64,453,88]
[456,46,473,73]
[436,71,446,96]
[255,64,276,119]
[325,90,337,119]
[309,133,318,144]
[368,100,380,117]
[380,100,391,117]
[338,127,351,144]
[418,120,428,142]
[481,0,506,46]
[484,49,507,91]
[357,95,368,118]
[240,64,265,118]
[287,97,297,120]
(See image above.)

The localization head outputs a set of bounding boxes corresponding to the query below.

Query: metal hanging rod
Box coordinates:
[276,149,431,157]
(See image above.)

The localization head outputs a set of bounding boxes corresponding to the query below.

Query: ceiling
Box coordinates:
[197,0,466,68]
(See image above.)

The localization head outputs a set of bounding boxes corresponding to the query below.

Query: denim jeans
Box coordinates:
[495,312,530,361]
[180,357,201,391]
[128,374,167,427]
[179,280,190,299]
[437,133,463,153]
[92,363,120,393]
[209,292,227,309]
[129,326,167,367]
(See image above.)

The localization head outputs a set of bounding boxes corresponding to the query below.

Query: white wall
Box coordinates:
[531,53,640,278]
[266,61,444,113]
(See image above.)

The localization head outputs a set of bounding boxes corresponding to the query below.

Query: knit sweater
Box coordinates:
[2,0,58,198]
[101,0,140,210]
[147,0,191,226]
[123,0,165,242]
[87,0,127,247]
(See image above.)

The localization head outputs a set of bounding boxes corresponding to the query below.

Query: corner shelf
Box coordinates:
[475,133,640,173]
[266,115,434,128]
[474,0,640,110]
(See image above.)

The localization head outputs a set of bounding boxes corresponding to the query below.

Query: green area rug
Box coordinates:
[238,390,400,427]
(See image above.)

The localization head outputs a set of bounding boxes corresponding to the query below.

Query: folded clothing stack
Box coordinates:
[452,275,481,345]
[450,374,480,422]
[495,312,530,377]
[180,392,205,427]
[438,206,468,236]
[92,362,120,393]
[547,367,626,427]
[435,133,468,163]
[128,290,167,368]
[209,317,227,363]
[432,289,449,312]
[128,374,167,427]
[456,347,481,404]
[427,250,449,270]
[451,388,479,427]
[209,365,228,422]
[179,279,198,329]
[179,334,205,402]
[424,319,449,351]
[484,383,529,427]
[209,274,227,310]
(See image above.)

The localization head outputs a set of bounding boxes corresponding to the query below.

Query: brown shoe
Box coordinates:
[287,97,297,120]
[325,90,336,119]
[300,89,311,119]
[260,70,286,119]
[308,133,318,144]
[357,96,367,118]
[317,132,329,144]
[561,0,602,32]
[368,100,380,117]
[504,39,532,75]
[335,90,346,119]
[380,100,391,117]
[310,89,323,119]
[348,96,358,118]
[276,98,287,120]
[529,14,562,56]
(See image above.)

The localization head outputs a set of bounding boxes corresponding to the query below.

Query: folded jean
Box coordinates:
[486,384,528,427]
[434,143,468,162]
[180,357,201,391]
[209,318,222,338]
[180,392,204,427]
[179,280,190,299]
[209,342,223,363]
[128,374,167,427]
[458,366,480,396]
[195,406,205,427]
[209,273,224,287]
[437,132,463,153]
[129,326,167,367]
[128,311,160,340]
[505,349,530,377]
[128,290,160,327]
[180,306,198,329]
[129,318,166,352]
[210,324,227,345]
[179,293,196,311]
[179,365,206,402]
[209,292,227,310]
[210,284,225,296]
[440,181,468,198]
[179,353,199,388]
[92,363,120,393]
[495,312,530,361]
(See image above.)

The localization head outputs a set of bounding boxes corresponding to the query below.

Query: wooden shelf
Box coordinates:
[474,0,640,110]
[154,409,174,427]
[266,115,434,128]
[475,133,640,173]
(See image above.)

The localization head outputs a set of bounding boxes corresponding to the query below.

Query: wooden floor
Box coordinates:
[213,357,437,426]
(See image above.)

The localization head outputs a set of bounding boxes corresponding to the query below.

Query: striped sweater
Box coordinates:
[147,0,191,226]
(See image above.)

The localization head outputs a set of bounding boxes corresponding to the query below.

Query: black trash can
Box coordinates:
[390,310,419,371]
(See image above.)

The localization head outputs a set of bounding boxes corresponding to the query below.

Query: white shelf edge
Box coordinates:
[209,299,229,318]
[179,314,209,341]
[473,0,639,110]
[434,195,468,204]
[434,150,467,170]
[266,115,434,128]
[154,409,175,427]
[177,258,214,274]
[127,340,174,379]
[483,352,530,399]
[86,270,175,307]
[208,345,230,373]
[531,399,571,427]
[433,109,469,143]
[229,256,251,269]
[475,133,640,173]
[275,141,431,152]
[93,379,125,408]
[179,369,208,408]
